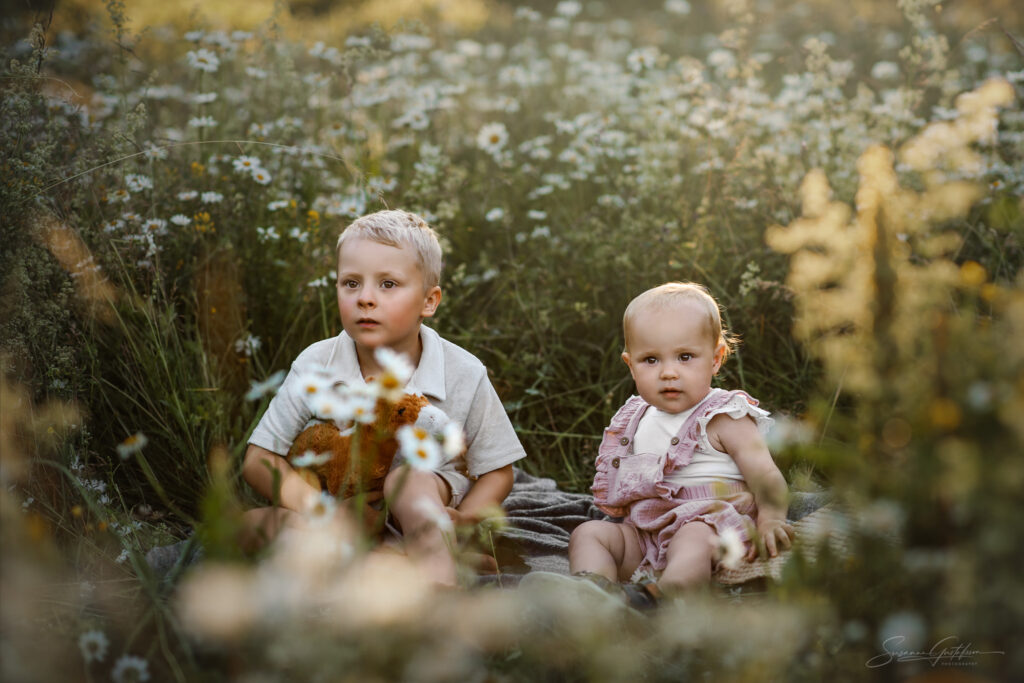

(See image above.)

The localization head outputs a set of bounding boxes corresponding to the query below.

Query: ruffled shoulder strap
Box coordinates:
[605,395,647,435]
[694,389,773,454]
[591,395,647,518]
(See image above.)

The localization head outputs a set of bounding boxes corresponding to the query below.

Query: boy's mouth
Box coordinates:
[357,318,380,328]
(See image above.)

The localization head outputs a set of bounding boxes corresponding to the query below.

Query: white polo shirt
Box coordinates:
[248,324,526,479]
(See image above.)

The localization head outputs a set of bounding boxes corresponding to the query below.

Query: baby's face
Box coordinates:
[621,301,722,414]
[336,238,440,363]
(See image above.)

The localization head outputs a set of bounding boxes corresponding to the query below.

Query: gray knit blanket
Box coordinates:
[487,468,829,580]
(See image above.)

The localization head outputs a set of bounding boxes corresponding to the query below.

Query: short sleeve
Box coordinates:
[695,391,773,455]
[248,355,319,456]
[460,368,526,478]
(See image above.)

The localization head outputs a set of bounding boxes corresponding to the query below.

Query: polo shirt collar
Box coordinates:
[332,326,446,401]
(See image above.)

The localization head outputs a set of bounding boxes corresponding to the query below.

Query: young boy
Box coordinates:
[241,210,525,586]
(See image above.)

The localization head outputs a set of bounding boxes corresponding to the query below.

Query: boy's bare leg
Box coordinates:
[568,520,643,582]
[238,506,303,554]
[383,465,456,586]
[659,521,717,592]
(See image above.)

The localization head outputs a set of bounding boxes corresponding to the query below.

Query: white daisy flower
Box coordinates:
[371,348,414,401]
[311,392,347,421]
[291,369,334,403]
[715,528,746,569]
[476,122,509,154]
[232,156,261,173]
[234,333,261,357]
[291,450,332,468]
[188,115,217,128]
[244,369,286,401]
[125,174,153,192]
[304,492,337,527]
[141,218,167,233]
[397,425,441,470]
[109,188,131,203]
[200,191,223,204]
[256,226,280,241]
[116,432,148,460]
[346,393,378,424]
[169,214,191,226]
[186,48,219,73]
[111,654,150,683]
[441,422,465,460]
[177,190,199,201]
[485,207,505,222]
[267,199,290,211]
[251,168,272,185]
[78,629,109,663]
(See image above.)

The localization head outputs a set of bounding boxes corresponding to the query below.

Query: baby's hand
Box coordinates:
[746,518,795,561]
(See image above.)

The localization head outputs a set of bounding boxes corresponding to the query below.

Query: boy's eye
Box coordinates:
[678,353,692,362]
[342,279,359,289]
[381,280,397,289]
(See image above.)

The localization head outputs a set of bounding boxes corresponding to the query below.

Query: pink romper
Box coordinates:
[590,389,769,573]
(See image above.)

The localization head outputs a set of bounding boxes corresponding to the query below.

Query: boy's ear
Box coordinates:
[421,286,442,318]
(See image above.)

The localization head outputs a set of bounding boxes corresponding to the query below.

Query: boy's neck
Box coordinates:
[354,334,423,380]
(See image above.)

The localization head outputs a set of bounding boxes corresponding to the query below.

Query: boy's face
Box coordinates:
[336,238,441,364]
[621,300,723,414]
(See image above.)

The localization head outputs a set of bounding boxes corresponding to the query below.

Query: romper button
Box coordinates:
[619,437,629,445]
[612,458,620,468]
[670,436,680,445]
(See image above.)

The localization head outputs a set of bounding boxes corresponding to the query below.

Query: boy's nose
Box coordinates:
[357,290,376,307]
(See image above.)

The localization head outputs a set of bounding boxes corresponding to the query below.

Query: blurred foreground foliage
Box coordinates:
[2,0,1023,680]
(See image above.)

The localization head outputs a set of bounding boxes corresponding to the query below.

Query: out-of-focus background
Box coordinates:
[2,0,1023,680]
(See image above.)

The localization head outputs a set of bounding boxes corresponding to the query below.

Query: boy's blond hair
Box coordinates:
[623,282,737,362]
[336,210,443,290]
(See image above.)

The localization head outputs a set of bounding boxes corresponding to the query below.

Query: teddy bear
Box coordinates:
[286,391,452,500]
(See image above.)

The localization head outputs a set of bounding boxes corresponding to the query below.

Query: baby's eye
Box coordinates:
[678,353,693,362]
[642,356,658,365]
[381,279,397,289]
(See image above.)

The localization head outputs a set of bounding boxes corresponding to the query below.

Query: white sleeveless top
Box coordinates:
[632,393,772,485]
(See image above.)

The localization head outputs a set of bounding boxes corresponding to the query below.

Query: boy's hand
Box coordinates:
[747,518,795,561]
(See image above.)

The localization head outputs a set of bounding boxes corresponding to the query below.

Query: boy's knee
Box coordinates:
[383,464,446,503]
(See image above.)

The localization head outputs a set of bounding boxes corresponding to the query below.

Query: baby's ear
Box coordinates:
[712,344,726,372]
[621,351,631,367]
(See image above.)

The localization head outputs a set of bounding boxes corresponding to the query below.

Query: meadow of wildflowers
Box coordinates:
[2,0,1023,680]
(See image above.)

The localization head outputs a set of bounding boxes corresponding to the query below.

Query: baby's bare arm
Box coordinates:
[242,443,320,512]
[709,414,794,559]
[450,464,514,523]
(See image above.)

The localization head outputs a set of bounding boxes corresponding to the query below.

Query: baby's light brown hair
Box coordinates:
[622,281,737,363]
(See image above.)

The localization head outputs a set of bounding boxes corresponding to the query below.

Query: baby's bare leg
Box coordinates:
[383,464,456,586]
[659,521,717,592]
[568,520,644,582]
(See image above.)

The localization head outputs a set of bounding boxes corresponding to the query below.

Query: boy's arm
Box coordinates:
[450,464,515,523]
[242,443,321,512]
[710,414,794,560]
